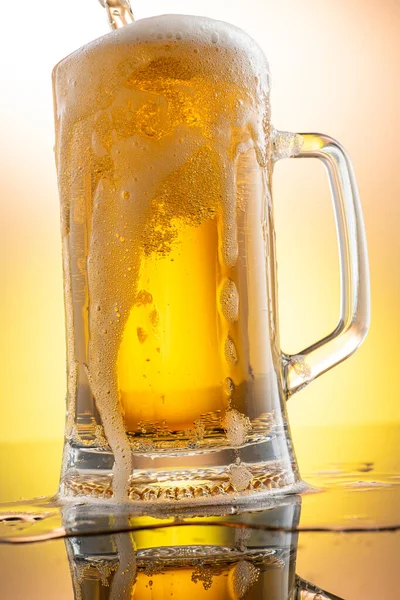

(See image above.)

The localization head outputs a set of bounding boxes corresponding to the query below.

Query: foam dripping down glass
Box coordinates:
[53,13,370,503]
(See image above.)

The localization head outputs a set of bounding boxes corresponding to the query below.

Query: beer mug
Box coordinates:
[53,14,370,502]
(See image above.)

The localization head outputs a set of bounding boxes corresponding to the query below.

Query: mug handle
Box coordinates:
[273,132,371,396]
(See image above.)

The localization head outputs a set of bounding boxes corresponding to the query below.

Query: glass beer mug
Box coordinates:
[53,12,370,502]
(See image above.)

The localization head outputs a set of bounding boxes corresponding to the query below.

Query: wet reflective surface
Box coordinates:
[1,425,399,598]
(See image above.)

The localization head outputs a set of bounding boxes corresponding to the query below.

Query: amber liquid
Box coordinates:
[116,150,276,448]
[116,150,237,437]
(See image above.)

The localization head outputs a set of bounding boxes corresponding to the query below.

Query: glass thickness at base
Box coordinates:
[60,431,301,503]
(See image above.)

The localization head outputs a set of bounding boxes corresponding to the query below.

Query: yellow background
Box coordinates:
[0,1,399,441]
[0,4,399,599]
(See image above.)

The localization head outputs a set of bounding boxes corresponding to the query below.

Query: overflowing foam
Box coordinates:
[54,15,272,501]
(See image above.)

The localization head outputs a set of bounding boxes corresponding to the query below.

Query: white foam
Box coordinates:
[54,14,271,125]
[229,560,260,598]
[223,409,252,447]
[229,464,254,492]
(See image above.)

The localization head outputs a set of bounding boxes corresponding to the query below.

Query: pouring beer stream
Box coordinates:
[99,0,135,30]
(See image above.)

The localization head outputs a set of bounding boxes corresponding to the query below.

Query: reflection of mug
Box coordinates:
[65,499,340,599]
[54,14,370,501]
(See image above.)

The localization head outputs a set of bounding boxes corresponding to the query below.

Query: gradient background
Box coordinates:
[1,0,399,442]
[0,1,399,597]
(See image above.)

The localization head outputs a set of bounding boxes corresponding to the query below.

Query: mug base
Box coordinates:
[60,433,303,504]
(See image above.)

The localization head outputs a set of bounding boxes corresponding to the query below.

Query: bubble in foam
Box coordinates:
[222,227,239,267]
[224,377,235,397]
[223,409,251,447]
[220,279,239,322]
[229,560,260,599]
[225,337,238,365]
[229,463,254,492]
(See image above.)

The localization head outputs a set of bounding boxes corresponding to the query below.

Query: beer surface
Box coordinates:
[54,15,275,499]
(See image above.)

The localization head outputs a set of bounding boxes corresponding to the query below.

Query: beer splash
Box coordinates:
[53,15,280,501]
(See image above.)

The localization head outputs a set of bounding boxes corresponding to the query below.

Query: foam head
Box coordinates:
[53,14,271,126]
